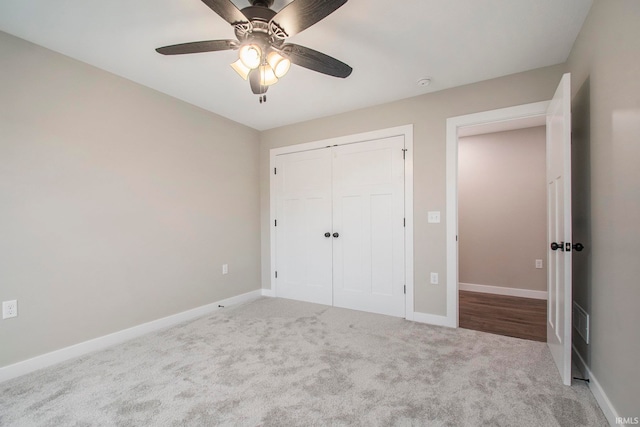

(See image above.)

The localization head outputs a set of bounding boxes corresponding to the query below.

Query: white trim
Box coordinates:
[268,125,415,319]
[270,125,415,157]
[446,101,550,328]
[0,289,263,383]
[404,126,415,320]
[459,282,548,300]
[572,346,619,427]
[269,150,278,296]
[412,311,456,328]
[261,288,275,297]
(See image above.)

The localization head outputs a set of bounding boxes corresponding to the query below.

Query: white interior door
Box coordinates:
[274,149,333,305]
[332,136,406,317]
[546,73,573,385]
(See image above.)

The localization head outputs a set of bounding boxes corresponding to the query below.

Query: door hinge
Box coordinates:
[402,148,408,159]
[403,218,406,227]
[274,167,277,175]
[275,271,278,278]
[274,219,277,227]
[404,285,406,294]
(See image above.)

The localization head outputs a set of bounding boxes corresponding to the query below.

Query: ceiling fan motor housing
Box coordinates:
[239,6,276,25]
[249,0,274,7]
[234,5,285,57]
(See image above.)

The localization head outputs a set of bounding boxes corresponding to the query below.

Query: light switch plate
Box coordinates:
[427,211,441,223]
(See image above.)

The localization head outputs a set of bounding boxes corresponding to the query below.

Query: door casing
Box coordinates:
[269,125,415,319]
[445,101,551,327]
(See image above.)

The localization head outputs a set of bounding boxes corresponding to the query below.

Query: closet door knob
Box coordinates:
[333,232,339,238]
[324,232,331,238]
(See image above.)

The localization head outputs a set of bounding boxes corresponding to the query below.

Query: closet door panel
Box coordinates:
[333,136,405,317]
[371,193,394,295]
[275,149,333,305]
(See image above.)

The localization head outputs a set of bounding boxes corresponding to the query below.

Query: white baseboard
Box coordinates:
[261,288,275,297]
[459,282,548,300]
[0,289,263,383]
[572,345,619,427]
[412,311,456,328]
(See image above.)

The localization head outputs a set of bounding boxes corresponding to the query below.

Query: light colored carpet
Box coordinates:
[0,297,607,426]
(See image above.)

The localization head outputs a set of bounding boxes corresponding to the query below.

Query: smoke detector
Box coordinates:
[417,77,432,87]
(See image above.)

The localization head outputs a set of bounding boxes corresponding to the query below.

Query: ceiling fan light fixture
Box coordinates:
[230,59,251,80]
[239,44,262,69]
[259,64,278,86]
[267,51,291,78]
[156,0,353,101]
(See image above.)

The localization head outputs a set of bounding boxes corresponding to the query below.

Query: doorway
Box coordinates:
[445,101,551,327]
[446,74,574,385]
[457,124,547,341]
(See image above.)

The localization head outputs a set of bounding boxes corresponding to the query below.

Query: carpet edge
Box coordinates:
[0,289,264,383]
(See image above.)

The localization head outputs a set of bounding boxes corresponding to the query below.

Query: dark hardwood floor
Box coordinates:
[459,291,547,342]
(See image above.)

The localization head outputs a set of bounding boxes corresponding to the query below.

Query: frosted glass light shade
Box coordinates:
[230,59,251,80]
[239,44,262,69]
[259,64,278,86]
[267,52,291,78]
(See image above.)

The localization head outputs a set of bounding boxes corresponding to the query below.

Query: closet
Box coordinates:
[273,135,406,317]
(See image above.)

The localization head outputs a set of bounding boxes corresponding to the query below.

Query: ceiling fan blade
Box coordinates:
[156,40,238,55]
[282,44,352,78]
[270,0,348,38]
[201,0,248,25]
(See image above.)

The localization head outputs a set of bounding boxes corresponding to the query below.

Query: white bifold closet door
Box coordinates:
[275,135,405,317]
[274,148,333,306]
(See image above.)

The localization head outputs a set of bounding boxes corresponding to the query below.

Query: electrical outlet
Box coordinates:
[535,259,543,269]
[2,300,18,319]
[430,272,439,285]
[222,264,228,275]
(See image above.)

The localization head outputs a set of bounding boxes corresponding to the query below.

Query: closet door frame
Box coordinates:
[269,125,415,320]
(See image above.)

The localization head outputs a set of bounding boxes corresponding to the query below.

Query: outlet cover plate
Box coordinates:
[2,300,18,319]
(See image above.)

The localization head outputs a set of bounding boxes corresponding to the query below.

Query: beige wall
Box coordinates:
[458,127,546,292]
[565,0,640,417]
[260,65,565,315]
[0,32,261,367]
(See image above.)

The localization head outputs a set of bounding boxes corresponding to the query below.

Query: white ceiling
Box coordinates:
[0,0,592,131]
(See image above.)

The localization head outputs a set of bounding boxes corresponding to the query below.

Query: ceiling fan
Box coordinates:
[156,0,353,102]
